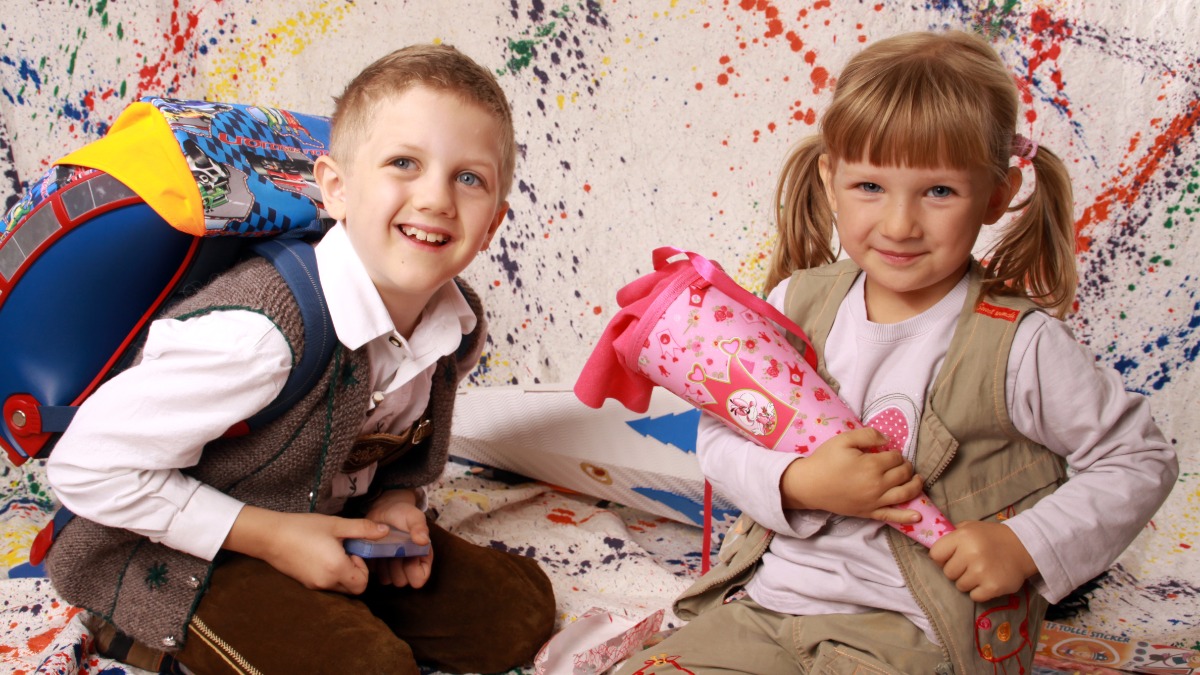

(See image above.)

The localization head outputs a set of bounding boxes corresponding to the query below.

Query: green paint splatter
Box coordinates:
[117,22,124,40]
[506,38,538,73]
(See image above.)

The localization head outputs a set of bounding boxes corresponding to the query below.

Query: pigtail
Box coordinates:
[765,136,838,294]
[982,145,1078,318]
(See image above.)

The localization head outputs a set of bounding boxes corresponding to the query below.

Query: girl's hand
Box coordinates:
[223,505,391,595]
[929,520,1039,602]
[364,490,434,589]
[780,427,924,523]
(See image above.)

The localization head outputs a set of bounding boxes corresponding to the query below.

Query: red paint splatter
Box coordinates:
[583,183,592,192]
[547,508,576,525]
[133,0,206,99]
[1075,98,1200,251]
[810,66,829,92]
[592,306,602,315]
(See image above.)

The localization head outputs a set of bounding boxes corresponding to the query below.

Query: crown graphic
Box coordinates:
[688,338,799,451]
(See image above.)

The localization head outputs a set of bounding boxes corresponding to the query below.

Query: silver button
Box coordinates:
[371,391,385,404]
[188,575,201,589]
[11,410,26,428]
[388,335,402,348]
[162,636,177,648]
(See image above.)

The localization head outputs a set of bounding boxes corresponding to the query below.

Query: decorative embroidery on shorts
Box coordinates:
[975,588,1035,668]
[632,654,695,674]
[340,362,359,388]
[145,562,168,590]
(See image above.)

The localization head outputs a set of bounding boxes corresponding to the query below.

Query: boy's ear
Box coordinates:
[480,201,508,251]
[314,155,347,222]
[984,166,1023,225]
[817,154,838,214]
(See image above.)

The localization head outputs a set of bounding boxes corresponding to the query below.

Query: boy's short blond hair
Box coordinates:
[329,44,516,199]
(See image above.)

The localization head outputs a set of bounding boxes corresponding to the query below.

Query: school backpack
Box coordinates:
[0,97,338,470]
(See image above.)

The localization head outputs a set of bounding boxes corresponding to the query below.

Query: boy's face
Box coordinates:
[315,86,508,327]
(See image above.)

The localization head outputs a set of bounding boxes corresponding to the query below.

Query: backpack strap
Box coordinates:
[236,237,336,433]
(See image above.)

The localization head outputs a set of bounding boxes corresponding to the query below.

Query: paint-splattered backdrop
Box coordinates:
[3,0,1197,649]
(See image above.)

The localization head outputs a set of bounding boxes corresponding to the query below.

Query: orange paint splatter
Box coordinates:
[592,306,603,315]
[1074,98,1200,251]
[583,183,591,192]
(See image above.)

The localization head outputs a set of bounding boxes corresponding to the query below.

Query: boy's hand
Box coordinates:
[224,505,391,595]
[929,520,1038,602]
[780,427,924,523]
[364,489,434,589]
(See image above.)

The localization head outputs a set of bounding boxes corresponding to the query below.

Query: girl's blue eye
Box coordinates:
[458,172,482,187]
[858,182,883,193]
[929,185,953,198]
[393,158,414,170]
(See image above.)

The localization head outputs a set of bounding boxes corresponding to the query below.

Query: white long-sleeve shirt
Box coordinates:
[46,223,477,562]
[699,272,1178,643]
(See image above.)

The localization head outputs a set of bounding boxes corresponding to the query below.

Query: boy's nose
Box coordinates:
[413,175,455,216]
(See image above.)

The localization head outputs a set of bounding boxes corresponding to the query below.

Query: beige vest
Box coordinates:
[674,260,1066,674]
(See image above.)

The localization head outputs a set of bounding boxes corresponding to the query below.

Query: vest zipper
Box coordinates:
[884,530,956,671]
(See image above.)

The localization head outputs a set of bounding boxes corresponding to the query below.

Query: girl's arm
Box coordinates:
[45,310,292,561]
[947,313,1178,603]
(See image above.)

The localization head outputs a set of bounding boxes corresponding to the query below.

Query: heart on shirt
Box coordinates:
[863,406,909,454]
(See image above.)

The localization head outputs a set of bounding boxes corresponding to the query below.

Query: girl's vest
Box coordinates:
[674,259,1067,674]
[46,256,484,652]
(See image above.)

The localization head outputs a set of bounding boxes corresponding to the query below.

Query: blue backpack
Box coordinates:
[1,97,338,472]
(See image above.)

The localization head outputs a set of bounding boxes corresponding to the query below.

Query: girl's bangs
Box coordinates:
[824,70,996,171]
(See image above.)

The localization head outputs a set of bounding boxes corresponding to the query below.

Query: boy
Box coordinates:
[45,44,556,674]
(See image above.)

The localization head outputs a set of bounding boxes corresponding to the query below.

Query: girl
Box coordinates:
[620,30,1177,675]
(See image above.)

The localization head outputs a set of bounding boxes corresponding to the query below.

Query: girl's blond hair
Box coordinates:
[766,31,1077,317]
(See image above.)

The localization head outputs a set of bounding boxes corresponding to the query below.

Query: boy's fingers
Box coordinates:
[405,516,431,546]
[338,518,391,540]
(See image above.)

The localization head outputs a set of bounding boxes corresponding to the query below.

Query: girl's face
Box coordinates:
[819,155,1017,323]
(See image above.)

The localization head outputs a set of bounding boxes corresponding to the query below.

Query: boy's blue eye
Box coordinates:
[393,158,414,170]
[458,172,482,187]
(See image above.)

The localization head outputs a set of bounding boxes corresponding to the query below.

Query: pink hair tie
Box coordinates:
[1012,134,1038,160]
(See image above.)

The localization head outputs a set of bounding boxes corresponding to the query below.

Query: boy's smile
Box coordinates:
[315,85,509,336]
[819,156,1015,323]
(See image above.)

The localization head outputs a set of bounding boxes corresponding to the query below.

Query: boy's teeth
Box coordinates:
[401,225,447,244]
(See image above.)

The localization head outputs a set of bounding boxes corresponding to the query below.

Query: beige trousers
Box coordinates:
[618,597,950,675]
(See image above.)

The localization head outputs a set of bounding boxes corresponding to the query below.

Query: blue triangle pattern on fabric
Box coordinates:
[625,409,701,453]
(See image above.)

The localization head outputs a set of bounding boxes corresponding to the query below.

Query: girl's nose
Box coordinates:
[881,199,919,239]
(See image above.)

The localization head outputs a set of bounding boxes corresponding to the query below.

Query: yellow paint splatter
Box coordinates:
[203,3,354,102]
[442,489,491,510]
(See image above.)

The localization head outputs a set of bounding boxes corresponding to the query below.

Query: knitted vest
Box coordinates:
[674,259,1066,674]
[45,253,485,652]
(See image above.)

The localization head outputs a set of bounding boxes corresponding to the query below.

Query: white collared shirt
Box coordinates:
[46,223,476,561]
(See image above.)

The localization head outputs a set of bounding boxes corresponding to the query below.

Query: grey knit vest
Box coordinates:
[46,252,485,651]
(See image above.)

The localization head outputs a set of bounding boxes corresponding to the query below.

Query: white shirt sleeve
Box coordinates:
[45,309,292,561]
[1001,313,1179,602]
[695,276,832,537]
